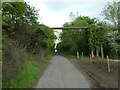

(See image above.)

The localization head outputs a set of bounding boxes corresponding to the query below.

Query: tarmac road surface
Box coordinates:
[36,55,90,88]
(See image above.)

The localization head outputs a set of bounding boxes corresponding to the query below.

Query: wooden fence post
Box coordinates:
[107,55,110,73]
[77,52,79,59]
[82,52,83,60]
[89,54,92,64]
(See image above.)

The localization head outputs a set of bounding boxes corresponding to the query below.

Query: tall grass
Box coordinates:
[3,60,39,88]
[2,50,54,88]
[43,51,55,63]
[2,38,54,88]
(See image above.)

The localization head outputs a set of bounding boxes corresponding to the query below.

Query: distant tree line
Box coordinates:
[57,1,120,59]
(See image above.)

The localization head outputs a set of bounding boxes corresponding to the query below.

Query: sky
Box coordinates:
[24,0,116,27]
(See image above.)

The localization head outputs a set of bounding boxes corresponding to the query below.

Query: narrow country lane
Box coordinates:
[36,55,90,88]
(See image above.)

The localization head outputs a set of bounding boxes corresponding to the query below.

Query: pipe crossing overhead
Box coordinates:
[50,27,88,30]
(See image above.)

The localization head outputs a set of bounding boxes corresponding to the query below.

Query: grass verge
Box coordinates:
[3,59,39,88]
[2,51,54,88]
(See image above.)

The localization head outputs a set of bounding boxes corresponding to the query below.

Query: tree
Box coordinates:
[118,2,120,34]
[57,14,97,56]
[101,1,120,59]
[88,20,110,58]
[2,2,27,37]
[101,1,119,25]
[2,2,56,55]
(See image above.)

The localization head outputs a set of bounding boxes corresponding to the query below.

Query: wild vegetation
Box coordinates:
[2,2,56,88]
[57,1,120,59]
[1,0,120,89]
[56,2,119,88]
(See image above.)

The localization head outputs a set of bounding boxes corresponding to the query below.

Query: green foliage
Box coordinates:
[2,2,56,54]
[2,37,55,88]
[57,15,96,55]
[101,1,118,25]
[101,1,119,58]
[88,22,107,50]
[39,24,56,48]
[58,51,76,59]
[43,50,55,63]
[57,9,120,59]
[3,60,39,88]
[2,2,56,88]
[2,2,39,37]
[2,2,27,36]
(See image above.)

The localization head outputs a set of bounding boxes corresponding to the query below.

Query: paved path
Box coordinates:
[36,55,90,88]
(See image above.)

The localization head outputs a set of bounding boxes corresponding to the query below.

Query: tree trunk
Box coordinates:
[101,44,104,58]
[77,52,79,59]
[91,49,94,58]
[96,47,99,57]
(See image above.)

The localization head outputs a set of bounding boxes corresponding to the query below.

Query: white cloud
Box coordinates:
[24,0,69,27]
[24,0,117,27]
[40,0,116,2]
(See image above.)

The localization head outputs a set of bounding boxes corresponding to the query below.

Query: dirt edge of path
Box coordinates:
[69,60,104,88]
[31,61,51,88]
[69,58,119,89]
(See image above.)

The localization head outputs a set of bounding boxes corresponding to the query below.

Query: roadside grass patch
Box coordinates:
[3,60,39,88]
[42,51,54,64]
